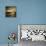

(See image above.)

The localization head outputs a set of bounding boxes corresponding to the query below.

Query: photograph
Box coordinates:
[18,25,46,46]
[5,6,16,17]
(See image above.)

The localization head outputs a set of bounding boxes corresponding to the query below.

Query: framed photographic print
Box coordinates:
[18,24,46,41]
[5,6,16,17]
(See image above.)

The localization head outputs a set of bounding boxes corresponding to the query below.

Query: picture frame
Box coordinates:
[5,6,16,17]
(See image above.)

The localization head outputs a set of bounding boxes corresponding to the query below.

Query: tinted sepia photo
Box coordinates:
[5,6,16,17]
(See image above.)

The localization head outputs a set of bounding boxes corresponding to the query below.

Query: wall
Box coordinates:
[0,0,21,44]
[20,0,46,24]
[0,0,46,44]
